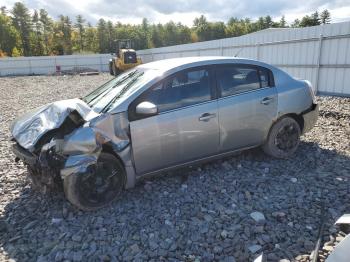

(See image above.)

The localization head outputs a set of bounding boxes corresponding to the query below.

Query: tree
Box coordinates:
[320,9,331,24]
[12,46,21,56]
[84,23,98,52]
[97,18,108,53]
[291,19,300,27]
[138,18,151,49]
[106,20,114,52]
[150,23,164,47]
[162,21,178,46]
[279,16,287,27]
[31,10,44,55]
[53,15,73,55]
[1,6,7,15]
[0,12,21,56]
[12,2,32,55]
[311,11,321,25]
[75,15,85,52]
[299,12,321,27]
[264,15,273,28]
[177,23,191,44]
[210,22,226,40]
[257,17,266,30]
[226,17,254,37]
[38,9,53,55]
[193,15,210,41]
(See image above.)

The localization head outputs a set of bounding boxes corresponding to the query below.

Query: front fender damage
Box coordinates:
[13,111,136,192]
[58,112,135,189]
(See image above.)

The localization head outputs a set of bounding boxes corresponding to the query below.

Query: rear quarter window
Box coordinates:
[216,65,275,97]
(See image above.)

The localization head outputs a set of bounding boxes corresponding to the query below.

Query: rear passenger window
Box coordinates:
[217,66,260,97]
[144,68,211,112]
[259,69,270,88]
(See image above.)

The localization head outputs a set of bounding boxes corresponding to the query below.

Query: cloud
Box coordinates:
[2,0,350,25]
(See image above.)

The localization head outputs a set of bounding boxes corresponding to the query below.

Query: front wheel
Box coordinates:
[109,61,114,75]
[63,153,126,211]
[112,64,121,76]
[263,116,301,158]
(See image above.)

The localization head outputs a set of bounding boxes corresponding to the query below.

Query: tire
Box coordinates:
[64,153,126,211]
[109,61,114,75]
[263,116,301,159]
[112,64,121,76]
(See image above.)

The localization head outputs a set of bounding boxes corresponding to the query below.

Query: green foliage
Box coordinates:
[299,11,322,27]
[11,46,21,56]
[0,13,21,56]
[75,15,86,52]
[0,3,334,57]
[11,2,32,55]
[320,9,331,24]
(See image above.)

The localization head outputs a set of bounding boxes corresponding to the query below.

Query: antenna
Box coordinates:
[233,47,244,57]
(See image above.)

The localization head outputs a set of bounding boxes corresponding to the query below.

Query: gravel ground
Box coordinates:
[0,74,349,262]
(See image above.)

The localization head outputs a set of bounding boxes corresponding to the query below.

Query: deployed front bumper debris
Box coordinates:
[12,141,65,192]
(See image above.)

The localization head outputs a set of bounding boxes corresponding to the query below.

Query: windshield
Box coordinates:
[82,68,158,113]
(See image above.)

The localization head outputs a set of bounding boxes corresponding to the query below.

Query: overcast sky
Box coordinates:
[2,0,350,25]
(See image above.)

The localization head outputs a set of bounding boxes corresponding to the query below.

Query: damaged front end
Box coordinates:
[10,99,132,193]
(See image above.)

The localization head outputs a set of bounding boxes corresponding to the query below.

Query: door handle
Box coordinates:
[199,113,216,122]
[261,97,274,105]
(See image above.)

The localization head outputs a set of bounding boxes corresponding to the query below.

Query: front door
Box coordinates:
[129,67,220,175]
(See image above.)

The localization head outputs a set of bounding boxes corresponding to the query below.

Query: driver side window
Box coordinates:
[136,68,212,115]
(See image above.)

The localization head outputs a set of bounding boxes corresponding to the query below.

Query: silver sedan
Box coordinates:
[10,57,319,210]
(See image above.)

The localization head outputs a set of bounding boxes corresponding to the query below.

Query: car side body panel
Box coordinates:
[217,86,278,151]
[121,58,317,182]
[130,100,220,175]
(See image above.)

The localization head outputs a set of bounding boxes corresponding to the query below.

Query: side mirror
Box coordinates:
[136,101,158,116]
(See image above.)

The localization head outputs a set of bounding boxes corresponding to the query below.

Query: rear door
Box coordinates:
[216,64,278,151]
[129,66,220,175]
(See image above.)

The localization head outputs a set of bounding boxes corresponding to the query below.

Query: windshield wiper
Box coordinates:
[101,72,144,113]
[87,70,138,106]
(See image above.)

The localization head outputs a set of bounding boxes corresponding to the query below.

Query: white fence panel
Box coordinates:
[0,54,113,76]
[137,21,350,96]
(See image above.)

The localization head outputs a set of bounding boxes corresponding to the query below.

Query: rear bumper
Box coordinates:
[302,103,319,134]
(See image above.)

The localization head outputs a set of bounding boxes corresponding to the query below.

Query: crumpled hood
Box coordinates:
[10,98,99,152]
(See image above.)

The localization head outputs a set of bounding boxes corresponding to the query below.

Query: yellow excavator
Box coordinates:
[109,39,142,76]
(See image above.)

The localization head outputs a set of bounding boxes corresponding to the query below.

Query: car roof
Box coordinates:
[138,56,270,73]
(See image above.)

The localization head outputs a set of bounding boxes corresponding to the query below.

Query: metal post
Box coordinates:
[315,34,323,95]
[256,43,261,60]
[54,56,57,75]
[28,58,32,75]
[99,56,103,72]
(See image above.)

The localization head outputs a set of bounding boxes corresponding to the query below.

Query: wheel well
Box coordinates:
[101,144,125,168]
[101,144,128,188]
[284,113,304,131]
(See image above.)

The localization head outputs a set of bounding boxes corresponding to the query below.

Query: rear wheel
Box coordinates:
[64,153,125,211]
[263,116,301,158]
